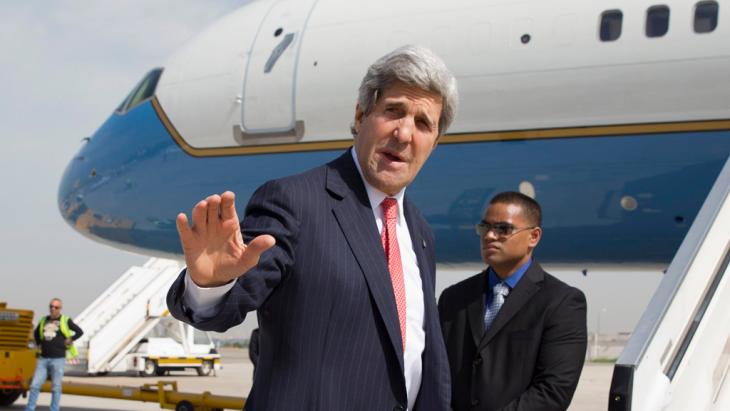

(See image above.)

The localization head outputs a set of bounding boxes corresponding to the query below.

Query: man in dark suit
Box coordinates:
[438,192,587,411]
[167,45,457,410]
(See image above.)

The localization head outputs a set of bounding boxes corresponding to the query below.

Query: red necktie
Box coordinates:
[381,197,407,351]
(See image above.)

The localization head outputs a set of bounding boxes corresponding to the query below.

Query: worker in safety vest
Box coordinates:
[26,297,83,411]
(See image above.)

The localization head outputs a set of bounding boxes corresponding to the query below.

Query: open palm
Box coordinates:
[176,191,275,287]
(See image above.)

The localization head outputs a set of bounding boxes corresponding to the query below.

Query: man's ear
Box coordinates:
[353,104,364,135]
[529,226,542,248]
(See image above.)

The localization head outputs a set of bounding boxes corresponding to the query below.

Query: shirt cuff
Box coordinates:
[183,272,236,318]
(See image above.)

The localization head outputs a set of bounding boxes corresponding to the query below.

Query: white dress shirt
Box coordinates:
[350,148,425,410]
[184,147,425,410]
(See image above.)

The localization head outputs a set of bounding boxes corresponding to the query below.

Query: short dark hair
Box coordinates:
[489,191,542,227]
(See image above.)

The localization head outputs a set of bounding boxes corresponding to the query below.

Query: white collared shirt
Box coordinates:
[184,148,425,410]
[351,148,425,411]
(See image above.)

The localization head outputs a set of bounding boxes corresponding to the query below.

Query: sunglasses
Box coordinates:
[49,305,61,309]
[475,221,536,238]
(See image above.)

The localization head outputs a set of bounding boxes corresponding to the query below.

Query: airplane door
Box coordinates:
[238,0,316,144]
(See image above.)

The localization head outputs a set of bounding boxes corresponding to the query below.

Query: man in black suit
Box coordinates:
[167,45,457,410]
[438,192,587,411]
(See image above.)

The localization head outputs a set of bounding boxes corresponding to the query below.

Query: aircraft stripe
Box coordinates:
[152,97,730,158]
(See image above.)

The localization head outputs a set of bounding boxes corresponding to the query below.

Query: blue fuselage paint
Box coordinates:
[58,100,730,264]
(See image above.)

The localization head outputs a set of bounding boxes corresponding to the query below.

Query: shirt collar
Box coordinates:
[351,147,406,218]
[487,258,532,291]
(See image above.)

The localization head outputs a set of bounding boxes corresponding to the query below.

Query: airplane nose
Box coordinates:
[58,143,94,232]
[59,66,166,238]
[55,91,188,257]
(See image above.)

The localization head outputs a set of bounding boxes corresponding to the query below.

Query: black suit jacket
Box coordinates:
[438,262,586,411]
[168,150,450,410]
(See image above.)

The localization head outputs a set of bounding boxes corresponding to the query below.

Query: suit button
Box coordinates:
[393,406,405,411]
[473,357,483,366]
[471,398,480,407]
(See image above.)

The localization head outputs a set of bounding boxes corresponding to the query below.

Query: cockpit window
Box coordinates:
[116,68,163,114]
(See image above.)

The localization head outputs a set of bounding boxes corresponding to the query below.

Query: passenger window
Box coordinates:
[646,5,670,37]
[600,10,623,41]
[694,1,719,33]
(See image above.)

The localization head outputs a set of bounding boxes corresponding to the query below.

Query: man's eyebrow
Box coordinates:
[381,98,437,128]
[482,220,512,225]
[383,100,406,109]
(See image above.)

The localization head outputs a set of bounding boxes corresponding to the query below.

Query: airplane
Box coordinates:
[57,0,730,268]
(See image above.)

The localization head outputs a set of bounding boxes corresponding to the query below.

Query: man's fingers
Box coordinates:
[191,200,208,233]
[238,234,276,273]
[207,195,222,226]
[220,191,237,221]
[246,234,276,259]
[176,213,190,235]
[176,213,194,250]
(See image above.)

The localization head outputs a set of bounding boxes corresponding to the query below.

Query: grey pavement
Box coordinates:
[3,348,614,410]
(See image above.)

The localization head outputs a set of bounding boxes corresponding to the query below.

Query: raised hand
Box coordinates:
[176,191,275,287]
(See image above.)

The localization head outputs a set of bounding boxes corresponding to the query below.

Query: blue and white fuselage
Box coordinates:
[58,0,730,267]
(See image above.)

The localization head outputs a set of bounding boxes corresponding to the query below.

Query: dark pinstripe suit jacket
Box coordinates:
[167,150,451,411]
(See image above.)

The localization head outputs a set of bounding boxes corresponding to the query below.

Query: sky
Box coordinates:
[0,0,245,332]
[0,1,665,340]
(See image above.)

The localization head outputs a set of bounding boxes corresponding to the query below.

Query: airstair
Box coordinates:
[609,156,730,410]
[67,258,183,374]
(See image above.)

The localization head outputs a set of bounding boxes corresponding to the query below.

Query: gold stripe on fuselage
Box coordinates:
[151,97,730,158]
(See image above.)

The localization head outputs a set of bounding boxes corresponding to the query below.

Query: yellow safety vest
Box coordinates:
[38,314,79,359]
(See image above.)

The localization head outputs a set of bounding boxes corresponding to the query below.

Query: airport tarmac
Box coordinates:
[4,348,615,410]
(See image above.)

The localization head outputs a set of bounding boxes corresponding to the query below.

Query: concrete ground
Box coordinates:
[3,348,614,410]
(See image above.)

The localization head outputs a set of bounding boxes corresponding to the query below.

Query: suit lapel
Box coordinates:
[480,263,543,348]
[327,152,404,371]
[467,271,488,348]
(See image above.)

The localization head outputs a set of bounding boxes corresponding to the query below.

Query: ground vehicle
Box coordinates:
[127,322,221,377]
[65,259,221,376]
[0,301,36,406]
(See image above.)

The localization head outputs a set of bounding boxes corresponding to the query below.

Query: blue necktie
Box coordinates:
[484,282,509,331]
